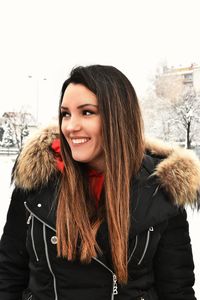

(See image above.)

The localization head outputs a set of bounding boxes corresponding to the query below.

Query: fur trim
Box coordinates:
[145,137,174,157]
[12,125,59,190]
[13,126,200,207]
[146,138,200,208]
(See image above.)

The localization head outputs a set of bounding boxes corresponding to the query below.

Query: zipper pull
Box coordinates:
[149,226,154,232]
[113,274,118,296]
[27,214,32,224]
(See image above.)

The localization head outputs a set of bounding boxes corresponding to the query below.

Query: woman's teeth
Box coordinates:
[71,138,90,144]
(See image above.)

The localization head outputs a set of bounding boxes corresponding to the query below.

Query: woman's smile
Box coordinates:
[70,137,91,145]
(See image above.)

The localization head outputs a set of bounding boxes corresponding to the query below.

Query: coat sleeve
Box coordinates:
[154,208,196,300]
[0,188,29,300]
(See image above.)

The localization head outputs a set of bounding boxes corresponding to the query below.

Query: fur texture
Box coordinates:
[12,125,59,190]
[12,126,200,207]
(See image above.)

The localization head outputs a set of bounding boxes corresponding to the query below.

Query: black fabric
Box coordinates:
[0,189,29,299]
[154,210,196,299]
[0,155,197,300]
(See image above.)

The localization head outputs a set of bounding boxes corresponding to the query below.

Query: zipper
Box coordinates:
[43,224,58,300]
[138,227,153,265]
[128,235,138,264]
[24,202,56,232]
[30,215,39,262]
[24,203,58,299]
[92,257,118,299]
[27,214,32,224]
[112,274,118,299]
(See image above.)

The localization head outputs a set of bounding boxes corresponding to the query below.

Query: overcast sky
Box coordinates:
[0,0,200,124]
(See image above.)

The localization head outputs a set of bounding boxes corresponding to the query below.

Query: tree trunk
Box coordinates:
[186,121,191,149]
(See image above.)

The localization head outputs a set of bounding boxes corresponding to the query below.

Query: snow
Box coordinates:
[0,155,199,297]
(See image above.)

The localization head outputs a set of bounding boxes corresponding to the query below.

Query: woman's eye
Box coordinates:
[83,110,94,116]
[61,111,70,118]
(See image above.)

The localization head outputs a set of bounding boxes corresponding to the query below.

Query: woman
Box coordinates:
[0,65,199,299]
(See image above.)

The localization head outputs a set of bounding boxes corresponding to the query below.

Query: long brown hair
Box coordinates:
[57,65,145,283]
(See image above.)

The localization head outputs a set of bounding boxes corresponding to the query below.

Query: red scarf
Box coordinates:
[51,139,104,207]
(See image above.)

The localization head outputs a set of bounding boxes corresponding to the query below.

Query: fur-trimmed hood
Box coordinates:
[12,125,200,208]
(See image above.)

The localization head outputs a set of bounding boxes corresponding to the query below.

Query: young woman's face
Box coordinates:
[61,83,104,171]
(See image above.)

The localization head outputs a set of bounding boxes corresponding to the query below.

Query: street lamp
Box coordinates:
[28,75,47,125]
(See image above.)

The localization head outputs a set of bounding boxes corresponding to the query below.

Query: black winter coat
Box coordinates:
[0,126,199,300]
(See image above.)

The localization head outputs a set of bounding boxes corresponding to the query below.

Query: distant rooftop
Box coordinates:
[163,63,200,74]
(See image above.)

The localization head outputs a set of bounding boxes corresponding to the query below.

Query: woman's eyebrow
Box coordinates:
[61,104,98,110]
[77,104,98,109]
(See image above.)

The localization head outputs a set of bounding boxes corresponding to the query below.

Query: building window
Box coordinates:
[184,73,193,80]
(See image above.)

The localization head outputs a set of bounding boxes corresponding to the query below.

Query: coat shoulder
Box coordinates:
[145,138,200,208]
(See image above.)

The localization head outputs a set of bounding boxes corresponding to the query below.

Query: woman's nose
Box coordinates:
[66,116,81,132]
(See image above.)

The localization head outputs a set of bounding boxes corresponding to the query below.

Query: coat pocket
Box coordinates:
[128,227,154,266]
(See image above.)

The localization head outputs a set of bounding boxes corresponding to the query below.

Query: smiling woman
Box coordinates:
[0,65,199,300]
[60,83,103,170]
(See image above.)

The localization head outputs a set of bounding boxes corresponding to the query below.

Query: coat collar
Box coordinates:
[12,125,200,208]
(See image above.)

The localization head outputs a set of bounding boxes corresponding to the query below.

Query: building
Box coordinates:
[162,63,200,94]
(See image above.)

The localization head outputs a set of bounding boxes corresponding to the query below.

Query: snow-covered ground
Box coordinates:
[0,155,199,298]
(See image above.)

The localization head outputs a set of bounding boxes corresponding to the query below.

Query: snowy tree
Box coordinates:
[20,124,29,146]
[169,87,200,148]
[2,110,33,149]
[1,123,15,147]
[141,88,173,141]
[143,64,200,148]
[0,127,4,142]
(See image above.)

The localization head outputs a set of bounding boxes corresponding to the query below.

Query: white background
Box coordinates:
[0,0,200,123]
